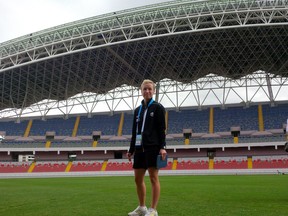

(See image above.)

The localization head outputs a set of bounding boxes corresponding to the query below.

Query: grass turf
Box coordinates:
[0,175,287,216]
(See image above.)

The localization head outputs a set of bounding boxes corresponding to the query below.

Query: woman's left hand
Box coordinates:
[160,148,167,160]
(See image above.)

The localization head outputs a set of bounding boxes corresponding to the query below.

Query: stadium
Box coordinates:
[1,1,288,215]
[1,0,288,177]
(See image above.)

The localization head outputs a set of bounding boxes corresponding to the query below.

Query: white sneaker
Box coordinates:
[145,208,158,216]
[128,206,148,216]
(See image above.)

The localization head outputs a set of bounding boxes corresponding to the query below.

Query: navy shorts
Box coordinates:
[133,149,159,169]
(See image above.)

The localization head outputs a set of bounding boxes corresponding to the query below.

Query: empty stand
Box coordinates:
[77,114,120,136]
[96,139,130,147]
[69,161,103,172]
[262,104,288,130]
[122,112,134,135]
[0,140,46,148]
[167,109,209,134]
[50,140,92,148]
[214,157,247,169]
[252,155,288,169]
[214,106,259,132]
[1,104,287,140]
[0,155,288,174]
[177,158,209,170]
[105,159,133,171]
[0,120,29,136]
[0,162,30,173]
[29,117,76,136]
[238,134,285,143]
[32,161,67,172]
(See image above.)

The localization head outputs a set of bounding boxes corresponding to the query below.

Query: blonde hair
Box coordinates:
[141,79,156,90]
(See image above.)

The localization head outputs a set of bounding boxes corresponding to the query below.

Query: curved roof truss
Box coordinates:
[1,0,288,71]
[0,0,288,119]
[1,71,288,120]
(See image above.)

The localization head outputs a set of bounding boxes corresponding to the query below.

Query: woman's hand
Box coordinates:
[126,152,133,161]
[159,148,167,160]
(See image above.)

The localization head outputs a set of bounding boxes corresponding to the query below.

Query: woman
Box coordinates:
[127,79,167,216]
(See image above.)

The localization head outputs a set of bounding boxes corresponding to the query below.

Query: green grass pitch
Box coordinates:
[0,175,287,216]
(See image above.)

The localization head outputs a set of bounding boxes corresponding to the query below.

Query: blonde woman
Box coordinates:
[127,79,167,216]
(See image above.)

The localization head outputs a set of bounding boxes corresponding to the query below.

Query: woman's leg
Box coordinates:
[134,168,147,206]
[147,167,160,209]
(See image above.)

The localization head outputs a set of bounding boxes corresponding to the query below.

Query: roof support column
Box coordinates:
[155,82,160,102]
[266,74,275,106]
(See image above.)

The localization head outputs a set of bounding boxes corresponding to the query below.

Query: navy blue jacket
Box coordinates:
[129,98,166,154]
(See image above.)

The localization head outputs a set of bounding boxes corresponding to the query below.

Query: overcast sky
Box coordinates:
[0,0,172,43]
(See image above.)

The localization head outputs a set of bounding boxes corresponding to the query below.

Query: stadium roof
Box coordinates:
[1,0,288,119]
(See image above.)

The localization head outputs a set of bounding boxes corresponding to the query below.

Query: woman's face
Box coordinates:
[141,82,155,102]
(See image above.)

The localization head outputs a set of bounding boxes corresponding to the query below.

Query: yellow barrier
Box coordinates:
[27,162,36,173]
[101,160,108,171]
[172,159,178,170]
[65,161,73,172]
